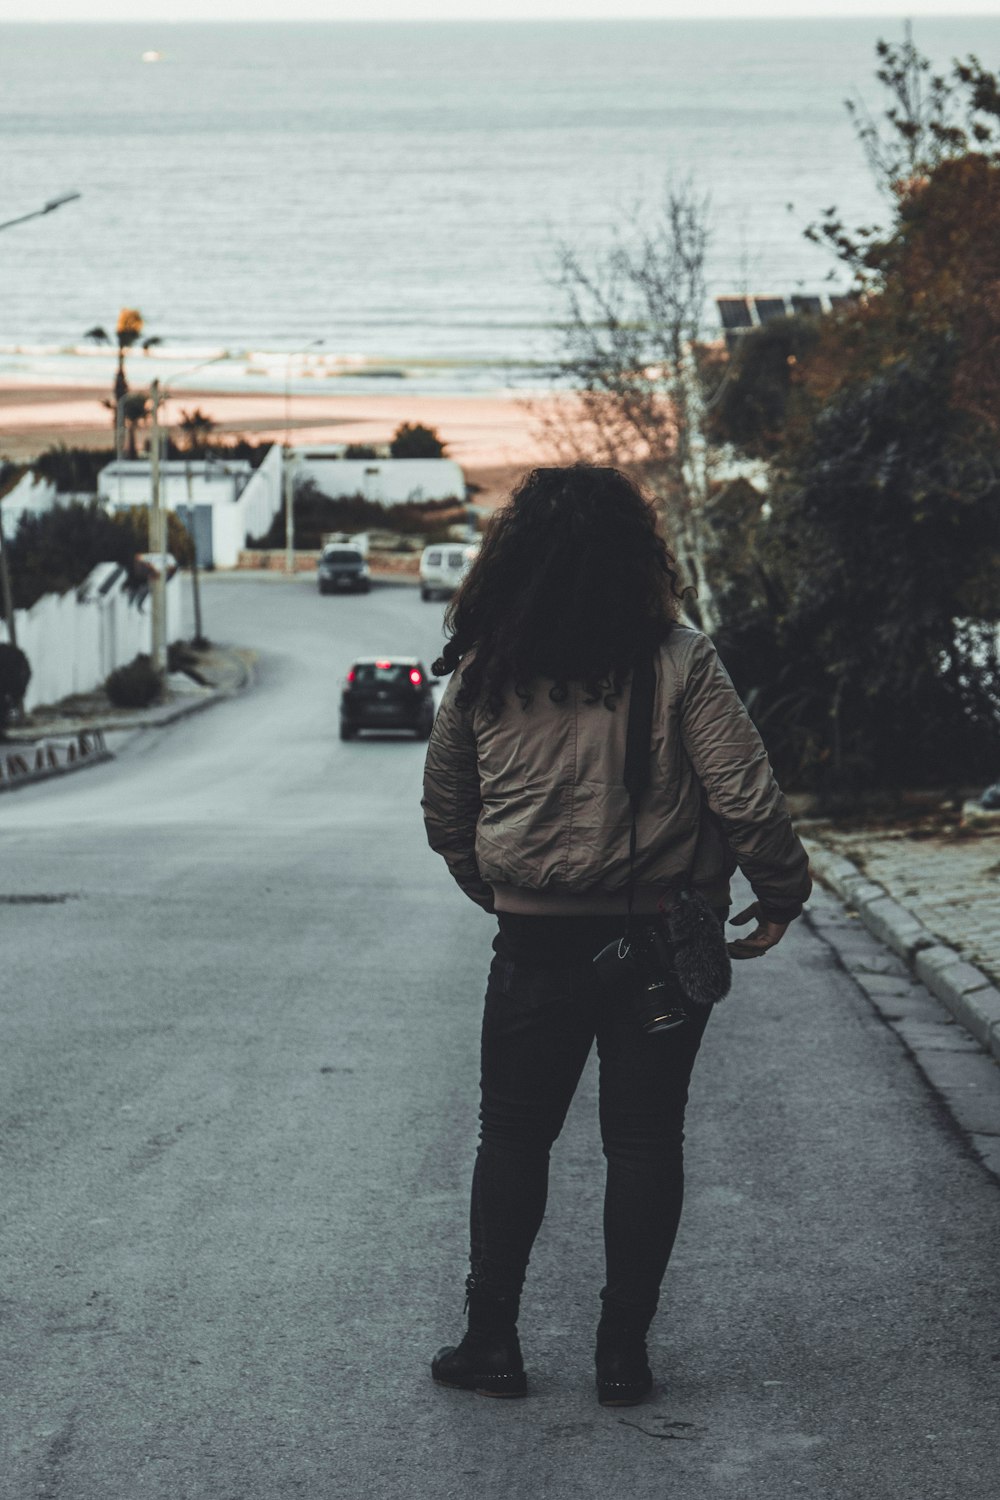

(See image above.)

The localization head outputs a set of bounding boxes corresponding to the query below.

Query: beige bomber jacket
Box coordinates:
[421,625,811,922]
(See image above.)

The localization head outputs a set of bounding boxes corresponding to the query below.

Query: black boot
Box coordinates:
[595,1305,653,1407]
[431,1278,527,1399]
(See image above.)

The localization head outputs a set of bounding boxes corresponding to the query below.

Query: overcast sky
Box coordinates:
[2,1,998,22]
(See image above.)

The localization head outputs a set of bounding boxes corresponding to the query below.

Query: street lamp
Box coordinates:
[148,353,229,673]
[0,192,81,234]
[284,338,324,576]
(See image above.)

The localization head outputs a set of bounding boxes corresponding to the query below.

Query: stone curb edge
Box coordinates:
[802,836,1000,1068]
[6,650,255,740]
[0,742,114,795]
[1,652,255,791]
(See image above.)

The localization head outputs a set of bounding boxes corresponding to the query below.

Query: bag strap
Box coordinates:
[624,649,656,810]
[623,648,656,932]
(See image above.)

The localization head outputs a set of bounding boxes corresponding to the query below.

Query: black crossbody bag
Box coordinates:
[592,649,731,1030]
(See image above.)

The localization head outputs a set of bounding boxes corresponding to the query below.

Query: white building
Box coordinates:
[293,447,465,505]
[98,457,254,510]
[96,445,283,568]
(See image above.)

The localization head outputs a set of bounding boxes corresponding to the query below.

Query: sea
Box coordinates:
[0,16,998,398]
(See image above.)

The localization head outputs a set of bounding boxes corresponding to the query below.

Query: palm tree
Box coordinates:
[178,407,217,457]
[86,308,161,430]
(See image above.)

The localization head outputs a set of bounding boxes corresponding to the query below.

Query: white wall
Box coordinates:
[226,442,283,563]
[98,461,252,511]
[97,445,283,569]
[0,568,182,712]
[294,452,465,505]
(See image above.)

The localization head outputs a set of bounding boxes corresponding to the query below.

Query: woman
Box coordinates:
[421,465,810,1405]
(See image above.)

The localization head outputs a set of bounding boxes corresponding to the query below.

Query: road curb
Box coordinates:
[0,731,113,795]
[1,650,254,791]
[804,836,1000,1067]
[6,649,255,740]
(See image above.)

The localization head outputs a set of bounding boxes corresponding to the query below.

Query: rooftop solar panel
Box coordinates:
[716,296,753,330]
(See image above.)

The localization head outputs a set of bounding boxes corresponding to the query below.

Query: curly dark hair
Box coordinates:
[433,464,684,716]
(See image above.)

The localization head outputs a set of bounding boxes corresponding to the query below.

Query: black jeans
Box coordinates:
[468,913,716,1323]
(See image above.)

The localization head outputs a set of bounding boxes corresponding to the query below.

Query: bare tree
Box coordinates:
[535,183,724,633]
[844,23,1000,198]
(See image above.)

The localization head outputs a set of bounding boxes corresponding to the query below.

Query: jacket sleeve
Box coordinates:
[678,633,812,922]
[421,673,495,912]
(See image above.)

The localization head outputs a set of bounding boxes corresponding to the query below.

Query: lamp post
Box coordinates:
[148,353,228,674]
[284,338,324,576]
[0,191,81,234]
[185,460,209,648]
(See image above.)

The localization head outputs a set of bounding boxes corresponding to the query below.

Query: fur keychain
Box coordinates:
[657,888,732,1009]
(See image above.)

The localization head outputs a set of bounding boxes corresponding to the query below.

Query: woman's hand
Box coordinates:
[727,903,789,960]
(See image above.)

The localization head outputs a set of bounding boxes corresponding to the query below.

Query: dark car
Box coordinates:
[340,657,437,740]
[318,545,371,594]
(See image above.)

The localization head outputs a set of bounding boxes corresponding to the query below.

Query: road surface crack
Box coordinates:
[617,1417,700,1441]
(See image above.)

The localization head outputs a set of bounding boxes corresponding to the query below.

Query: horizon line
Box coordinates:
[1,10,997,22]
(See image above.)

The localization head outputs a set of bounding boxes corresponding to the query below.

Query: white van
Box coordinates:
[419,542,479,602]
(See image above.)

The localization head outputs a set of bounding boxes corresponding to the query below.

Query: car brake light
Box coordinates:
[409,669,422,685]
[376,659,392,669]
[347,669,355,683]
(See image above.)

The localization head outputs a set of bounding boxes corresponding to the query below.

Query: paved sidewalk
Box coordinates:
[802,810,1000,1069]
[804,814,1000,986]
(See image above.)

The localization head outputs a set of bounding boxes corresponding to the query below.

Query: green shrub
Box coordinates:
[0,642,31,736]
[389,422,447,459]
[344,443,379,459]
[32,445,116,495]
[717,355,1000,793]
[105,655,161,709]
[2,501,143,612]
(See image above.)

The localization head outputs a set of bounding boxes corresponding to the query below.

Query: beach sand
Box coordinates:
[0,382,556,510]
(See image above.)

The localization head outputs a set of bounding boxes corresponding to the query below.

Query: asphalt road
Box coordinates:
[2,576,999,1500]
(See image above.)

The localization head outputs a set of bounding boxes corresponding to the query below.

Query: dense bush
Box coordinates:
[0,461,24,501]
[29,438,273,490]
[0,499,199,615]
[116,505,195,568]
[1,502,144,613]
[389,422,447,459]
[105,655,161,709]
[708,37,1000,796]
[33,445,116,495]
[343,443,379,459]
[158,435,272,469]
[704,315,822,458]
[716,356,1000,793]
[0,642,31,737]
